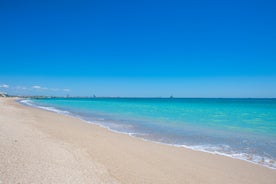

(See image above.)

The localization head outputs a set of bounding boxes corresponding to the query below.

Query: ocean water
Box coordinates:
[20,98,276,169]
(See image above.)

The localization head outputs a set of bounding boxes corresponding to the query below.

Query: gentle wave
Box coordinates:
[19,99,70,115]
[133,138,276,169]
[19,99,276,170]
[178,144,276,169]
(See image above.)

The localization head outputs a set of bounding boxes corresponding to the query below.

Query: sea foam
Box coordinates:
[19,99,70,115]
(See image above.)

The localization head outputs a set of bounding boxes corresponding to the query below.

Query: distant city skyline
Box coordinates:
[1,0,276,97]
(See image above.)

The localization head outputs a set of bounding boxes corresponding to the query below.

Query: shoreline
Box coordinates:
[19,98,276,170]
[1,97,276,183]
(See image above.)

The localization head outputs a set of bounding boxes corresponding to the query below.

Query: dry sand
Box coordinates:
[0,98,275,184]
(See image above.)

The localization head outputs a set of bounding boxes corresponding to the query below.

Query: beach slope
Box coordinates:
[0,98,275,183]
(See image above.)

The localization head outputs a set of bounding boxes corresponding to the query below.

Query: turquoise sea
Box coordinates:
[20,98,276,169]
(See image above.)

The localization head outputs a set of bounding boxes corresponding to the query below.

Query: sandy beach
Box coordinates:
[0,98,275,184]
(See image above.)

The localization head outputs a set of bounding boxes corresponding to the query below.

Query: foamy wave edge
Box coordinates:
[178,144,276,170]
[19,99,70,115]
[19,99,276,170]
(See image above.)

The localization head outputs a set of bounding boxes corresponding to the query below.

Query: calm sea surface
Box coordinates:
[20,98,276,169]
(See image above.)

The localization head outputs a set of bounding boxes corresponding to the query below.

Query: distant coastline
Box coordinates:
[5,94,276,99]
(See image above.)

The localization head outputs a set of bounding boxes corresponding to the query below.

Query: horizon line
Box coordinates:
[8,95,276,99]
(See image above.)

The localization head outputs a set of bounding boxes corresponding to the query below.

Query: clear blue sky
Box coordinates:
[0,0,276,97]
